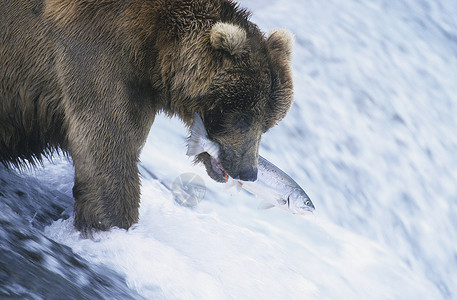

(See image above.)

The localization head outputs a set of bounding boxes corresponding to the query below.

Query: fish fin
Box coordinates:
[224,179,235,190]
[258,201,275,210]
[224,179,243,192]
[186,142,205,157]
[186,113,208,156]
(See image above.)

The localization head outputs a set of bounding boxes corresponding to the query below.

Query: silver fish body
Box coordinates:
[187,113,315,214]
[232,156,314,214]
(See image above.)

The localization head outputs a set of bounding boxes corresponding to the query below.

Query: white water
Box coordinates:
[9,0,457,299]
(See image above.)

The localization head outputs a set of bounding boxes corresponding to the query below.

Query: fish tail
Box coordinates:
[186,113,208,156]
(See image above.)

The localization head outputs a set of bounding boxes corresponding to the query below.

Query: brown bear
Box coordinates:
[0,0,294,232]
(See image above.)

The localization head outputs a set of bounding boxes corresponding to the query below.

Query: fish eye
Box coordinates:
[305,200,311,206]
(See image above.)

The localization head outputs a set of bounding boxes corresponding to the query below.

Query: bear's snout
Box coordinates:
[217,137,260,183]
[234,165,258,182]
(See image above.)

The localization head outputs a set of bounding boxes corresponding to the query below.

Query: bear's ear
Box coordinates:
[210,22,247,55]
[264,29,294,130]
[266,29,294,62]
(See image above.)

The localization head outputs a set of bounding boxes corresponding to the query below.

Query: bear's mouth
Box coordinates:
[197,152,228,183]
[210,156,228,182]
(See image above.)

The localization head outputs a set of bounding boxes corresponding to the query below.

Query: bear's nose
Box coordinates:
[237,166,258,182]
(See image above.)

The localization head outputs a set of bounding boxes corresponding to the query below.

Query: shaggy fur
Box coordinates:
[0,0,294,232]
[210,22,247,55]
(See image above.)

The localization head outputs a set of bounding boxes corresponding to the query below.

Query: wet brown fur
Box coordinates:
[0,0,294,232]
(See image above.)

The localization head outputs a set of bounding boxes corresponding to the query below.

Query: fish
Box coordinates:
[187,113,315,215]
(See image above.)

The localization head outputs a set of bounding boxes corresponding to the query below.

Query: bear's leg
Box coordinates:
[55,40,155,232]
[72,147,141,232]
[67,115,150,233]
[72,153,141,232]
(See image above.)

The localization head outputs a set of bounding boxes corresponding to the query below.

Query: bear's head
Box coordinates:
[189,22,294,183]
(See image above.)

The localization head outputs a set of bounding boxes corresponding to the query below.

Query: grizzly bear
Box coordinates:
[0,0,294,232]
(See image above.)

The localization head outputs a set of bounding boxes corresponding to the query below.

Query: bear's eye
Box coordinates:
[205,108,225,136]
[233,114,252,134]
